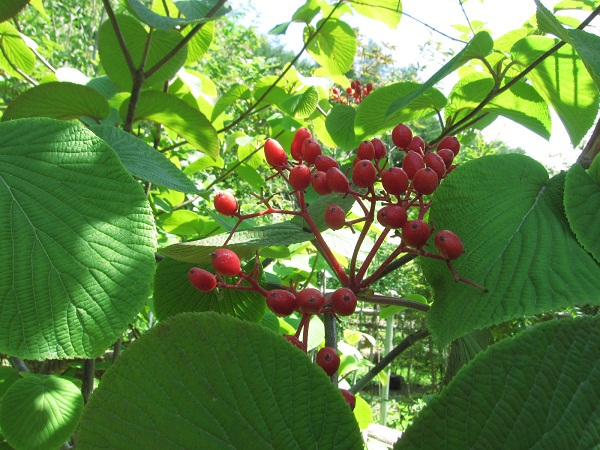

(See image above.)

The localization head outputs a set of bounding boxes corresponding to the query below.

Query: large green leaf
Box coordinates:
[125,0,228,29]
[349,0,402,29]
[305,19,356,75]
[0,22,35,78]
[280,86,319,118]
[211,83,250,121]
[153,258,265,322]
[98,14,187,91]
[0,118,156,359]
[0,0,29,22]
[511,36,598,146]
[441,329,494,386]
[76,312,362,449]
[182,21,214,64]
[0,367,20,399]
[421,154,600,348]
[396,315,600,449]
[89,124,199,193]
[120,90,219,158]
[2,82,110,122]
[325,103,358,150]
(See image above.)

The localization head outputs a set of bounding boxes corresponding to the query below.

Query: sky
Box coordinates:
[228,0,599,172]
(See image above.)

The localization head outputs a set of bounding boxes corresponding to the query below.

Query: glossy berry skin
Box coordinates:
[377,205,408,229]
[331,287,357,316]
[406,135,425,153]
[437,135,460,156]
[311,171,332,195]
[289,164,311,191]
[435,230,464,260]
[284,334,304,351]
[314,155,339,172]
[340,389,356,410]
[188,268,217,293]
[391,123,413,149]
[265,289,297,317]
[357,141,375,160]
[214,191,238,216]
[301,138,322,165]
[264,138,288,167]
[352,160,377,188]
[424,152,446,179]
[437,148,455,168]
[402,220,432,248]
[326,167,350,193]
[296,288,325,314]
[371,138,386,160]
[211,248,241,276]
[412,167,439,195]
[325,204,345,230]
[316,347,341,376]
[291,128,312,161]
[381,167,409,196]
[402,151,425,179]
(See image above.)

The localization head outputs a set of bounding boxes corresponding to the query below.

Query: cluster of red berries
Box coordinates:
[331,79,373,105]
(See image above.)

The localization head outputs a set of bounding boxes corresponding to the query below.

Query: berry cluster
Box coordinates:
[188,123,484,410]
[331,79,373,105]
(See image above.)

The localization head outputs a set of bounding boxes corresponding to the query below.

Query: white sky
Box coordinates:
[229,0,600,172]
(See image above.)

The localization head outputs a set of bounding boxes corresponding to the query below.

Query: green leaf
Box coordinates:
[325,103,357,150]
[125,0,227,29]
[0,22,35,78]
[0,376,83,450]
[292,0,320,23]
[421,154,600,348]
[396,315,600,449]
[89,124,199,193]
[350,0,402,29]
[0,367,20,399]
[511,36,599,146]
[589,152,600,181]
[553,0,598,10]
[2,82,110,122]
[120,90,219,158]
[0,118,156,359]
[280,86,319,118]
[160,210,205,237]
[564,163,600,263]
[306,19,356,75]
[211,83,251,121]
[174,0,231,22]
[98,14,187,91]
[0,0,29,22]
[182,21,214,64]
[441,329,494,386]
[77,312,363,449]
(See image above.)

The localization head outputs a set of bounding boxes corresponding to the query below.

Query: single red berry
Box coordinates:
[406,135,426,154]
[332,87,340,95]
[381,167,409,196]
[291,128,312,161]
[402,151,425,179]
[352,159,377,188]
[213,191,238,216]
[371,138,386,160]
[391,123,412,149]
[311,171,332,195]
[188,268,217,293]
[377,205,408,229]
[264,138,288,167]
[284,334,305,351]
[326,167,350,193]
[296,288,325,314]
[402,220,432,248]
[437,135,460,156]
[357,141,375,160]
[366,82,373,93]
[314,154,339,172]
[424,152,446,179]
[331,287,357,316]
[289,164,311,191]
[340,389,356,410]
[412,167,439,195]
[437,148,455,168]
[266,289,297,317]
[211,248,241,276]
[434,230,465,260]
[346,87,354,95]
[316,347,341,376]
[301,138,322,165]
[325,204,346,230]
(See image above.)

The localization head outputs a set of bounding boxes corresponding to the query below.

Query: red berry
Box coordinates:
[366,82,373,93]
[213,191,238,216]
[289,164,311,191]
[437,136,460,156]
[316,347,341,376]
[357,141,375,160]
[352,159,377,188]
[331,287,357,316]
[296,288,324,314]
[381,167,409,196]
[311,171,332,195]
[340,389,356,410]
[188,268,217,293]
[446,164,458,175]
[437,148,455,168]
[301,138,322,165]
[264,138,288,167]
[211,248,241,276]
[391,123,412,149]
[377,205,407,229]
[346,87,354,95]
[402,220,432,248]
[371,138,386,160]
[434,230,464,260]
[325,204,345,230]
[291,128,312,161]
[406,135,425,153]
[314,155,339,172]
[326,167,350,193]
[412,167,439,195]
[424,152,446,179]
[284,334,305,351]
[402,151,425,179]
[266,289,297,317]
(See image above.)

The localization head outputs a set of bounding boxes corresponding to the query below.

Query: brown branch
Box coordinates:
[576,117,600,169]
